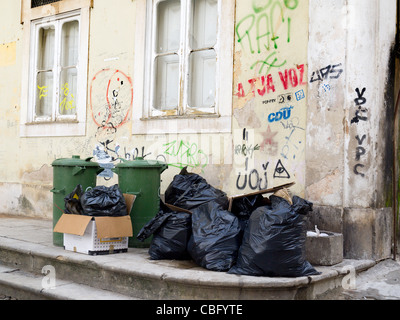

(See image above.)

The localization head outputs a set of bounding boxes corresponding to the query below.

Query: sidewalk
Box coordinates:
[0,214,398,300]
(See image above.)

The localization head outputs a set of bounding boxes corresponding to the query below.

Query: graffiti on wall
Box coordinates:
[310,63,343,83]
[90,68,134,178]
[93,138,209,180]
[350,87,368,177]
[163,140,209,170]
[236,0,299,75]
[90,69,134,130]
[235,64,306,98]
[234,128,292,191]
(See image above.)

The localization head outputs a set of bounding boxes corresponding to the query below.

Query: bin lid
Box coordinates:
[51,155,100,167]
[115,157,168,169]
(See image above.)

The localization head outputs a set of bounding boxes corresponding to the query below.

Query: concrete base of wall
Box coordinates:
[0,182,52,219]
[343,207,392,261]
[306,205,392,261]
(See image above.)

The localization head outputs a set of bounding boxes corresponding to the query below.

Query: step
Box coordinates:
[0,263,137,300]
[0,216,376,300]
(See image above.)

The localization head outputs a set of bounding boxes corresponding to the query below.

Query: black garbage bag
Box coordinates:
[187,200,242,271]
[137,201,192,260]
[165,168,241,271]
[230,194,267,238]
[64,184,84,215]
[229,195,320,277]
[165,167,229,210]
[80,184,127,217]
[230,194,265,220]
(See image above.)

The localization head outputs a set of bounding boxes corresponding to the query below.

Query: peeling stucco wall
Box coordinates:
[306,0,396,260]
[231,0,309,197]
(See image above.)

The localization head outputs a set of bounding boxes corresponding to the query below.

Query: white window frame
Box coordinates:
[20,0,91,137]
[133,0,234,135]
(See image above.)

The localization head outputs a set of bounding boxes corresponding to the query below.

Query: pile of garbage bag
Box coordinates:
[137,168,320,277]
[64,184,127,217]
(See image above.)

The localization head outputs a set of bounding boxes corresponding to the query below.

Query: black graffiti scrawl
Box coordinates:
[350,87,368,178]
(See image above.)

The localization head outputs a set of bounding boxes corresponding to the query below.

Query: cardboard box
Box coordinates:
[54,194,135,255]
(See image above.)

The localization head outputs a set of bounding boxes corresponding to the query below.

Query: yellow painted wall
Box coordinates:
[231,0,308,196]
[0,0,309,218]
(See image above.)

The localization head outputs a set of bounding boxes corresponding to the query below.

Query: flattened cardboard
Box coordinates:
[227,181,295,211]
[164,203,192,215]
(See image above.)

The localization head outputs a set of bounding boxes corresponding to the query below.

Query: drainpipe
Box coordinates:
[393,85,400,261]
[393,0,400,261]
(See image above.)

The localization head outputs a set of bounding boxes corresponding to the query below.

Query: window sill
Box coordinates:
[20,122,86,137]
[132,115,231,135]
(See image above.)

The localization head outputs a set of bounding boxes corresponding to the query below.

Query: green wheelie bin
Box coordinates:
[51,155,103,247]
[113,158,168,248]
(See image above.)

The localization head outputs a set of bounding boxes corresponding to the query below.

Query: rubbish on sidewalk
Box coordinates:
[229,195,321,277]
[53,194,135,255]
[163,168,241,271]
[51,155,103,247]
[64,184,84,216]
[137,201,192,260]
[187,200,241,271]
[80,184,128,217]
[138,166,321,277]
[165,167,228,210]
[307,225,329,237]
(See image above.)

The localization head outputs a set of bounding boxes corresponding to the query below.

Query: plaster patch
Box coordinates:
[233,98,262,128]
[0,42,16,67]
[21,165,53,184]
[306,168,341,205]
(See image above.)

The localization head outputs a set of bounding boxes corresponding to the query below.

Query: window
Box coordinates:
[32,13,80,122]
[151,0,217,116]
[20,0,90,137]
[133,0,234,134]
[31,0,61,8]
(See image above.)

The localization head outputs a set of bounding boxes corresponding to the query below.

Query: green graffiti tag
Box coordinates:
[236,0,299,71]
[163,140,209,170]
